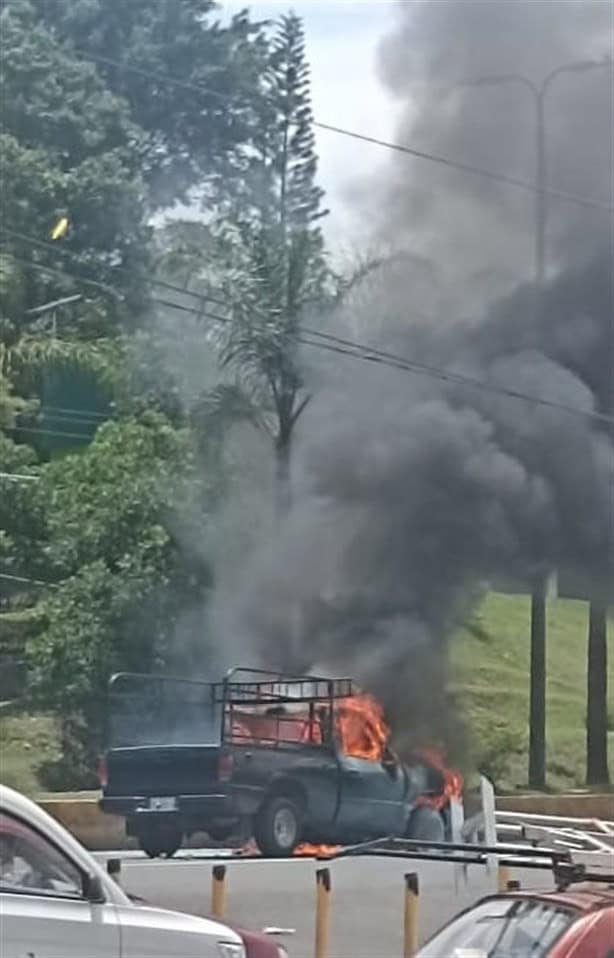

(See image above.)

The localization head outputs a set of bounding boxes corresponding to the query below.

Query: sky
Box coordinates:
[220,1,401,252]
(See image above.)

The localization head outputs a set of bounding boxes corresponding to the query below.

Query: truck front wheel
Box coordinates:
[254,796,301,857]
[137,824,183,859]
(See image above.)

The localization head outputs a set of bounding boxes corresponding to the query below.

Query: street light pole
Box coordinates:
[455,57,612,789]
[534,86,546,287]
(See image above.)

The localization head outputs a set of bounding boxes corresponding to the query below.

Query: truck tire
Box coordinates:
[407,806,445,843]
[138,825,183,859]
[254,796,301,857]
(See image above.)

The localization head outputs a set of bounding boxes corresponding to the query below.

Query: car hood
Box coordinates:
[115,901,244,950]
[126,893,282,956]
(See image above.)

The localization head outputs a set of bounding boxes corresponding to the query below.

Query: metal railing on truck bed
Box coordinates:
[106,668,354,749]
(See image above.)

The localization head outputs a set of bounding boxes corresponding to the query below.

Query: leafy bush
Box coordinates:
[473,723,525,787]
[25,415,212,787]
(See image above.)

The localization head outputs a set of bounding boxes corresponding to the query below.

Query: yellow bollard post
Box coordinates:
[314,867,332,958]
[403,872,419,958]
[497,863,511,893]
[211,864,227,919]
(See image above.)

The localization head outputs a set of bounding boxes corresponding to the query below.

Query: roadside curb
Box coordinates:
[38,791,614,851]
[39,796,127,851]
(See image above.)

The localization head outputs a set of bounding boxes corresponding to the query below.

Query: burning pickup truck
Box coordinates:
[99,668,463,858]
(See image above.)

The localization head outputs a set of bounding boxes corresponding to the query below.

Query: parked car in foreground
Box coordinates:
[416,887,614,957]
[0,784,286,958]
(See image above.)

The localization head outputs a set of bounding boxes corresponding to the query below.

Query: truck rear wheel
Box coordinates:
[138,824,183,859]
[254,796,301,857]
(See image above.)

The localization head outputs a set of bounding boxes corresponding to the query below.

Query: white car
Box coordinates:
[0,783,245,958]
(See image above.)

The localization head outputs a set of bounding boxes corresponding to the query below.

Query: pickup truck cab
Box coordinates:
[99,668,462,857]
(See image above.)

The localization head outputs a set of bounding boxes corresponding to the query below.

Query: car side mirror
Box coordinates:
[82,872,105,903]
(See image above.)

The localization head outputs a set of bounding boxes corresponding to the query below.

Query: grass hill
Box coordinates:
[451,592,613,790]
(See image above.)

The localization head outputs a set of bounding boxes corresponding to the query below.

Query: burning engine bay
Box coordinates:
[99,668,463,858]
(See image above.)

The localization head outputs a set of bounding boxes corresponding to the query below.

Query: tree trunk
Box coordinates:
[274,433,292,517]
[528,585,546,788]
[586,600,609,785]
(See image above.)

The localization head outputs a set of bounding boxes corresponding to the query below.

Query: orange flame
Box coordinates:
[335,693,390,761]
[415,747,463,811]
[294,843,340,857]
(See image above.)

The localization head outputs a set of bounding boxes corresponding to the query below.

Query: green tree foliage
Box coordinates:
[25,414,212,784]
[0,433,42,605]
[0,1,151,320]
[34,0,270,209]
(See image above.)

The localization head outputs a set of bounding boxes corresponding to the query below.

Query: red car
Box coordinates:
[126,906,286,958]
[126,894,287,958]
[417,887,613,958]
[230,926,288,958]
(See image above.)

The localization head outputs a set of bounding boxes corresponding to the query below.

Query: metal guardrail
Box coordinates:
[320,835,613,888]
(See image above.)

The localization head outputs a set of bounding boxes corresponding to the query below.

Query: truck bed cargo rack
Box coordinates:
[218,667,355,705]
[106,668,357,749]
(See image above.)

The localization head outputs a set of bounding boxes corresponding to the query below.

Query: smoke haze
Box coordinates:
[206,1,613,757]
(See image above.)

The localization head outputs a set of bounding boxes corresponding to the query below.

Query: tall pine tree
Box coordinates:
[178,13,331,514]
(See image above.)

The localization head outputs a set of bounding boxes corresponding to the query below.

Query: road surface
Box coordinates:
[97,850,553,957]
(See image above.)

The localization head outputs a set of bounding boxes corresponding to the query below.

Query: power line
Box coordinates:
[297,335,614,426]
[6,252,122,300]
[1,227,232,313]
[0,572,56,588]
[0,472,39,482]
[151,300,614,429]
[314,122,614,213]
[7,229,605,427]
[40,405,111,422]
[76,49,237,104]
[2,227,234,324]
[10,424,96,441]
[75,49,614,212]
[10,251,614,429]
[6,228,609,431]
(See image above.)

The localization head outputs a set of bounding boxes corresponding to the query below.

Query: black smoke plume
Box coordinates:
[209,2,613,758]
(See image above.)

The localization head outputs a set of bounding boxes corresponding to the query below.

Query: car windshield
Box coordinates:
[418,897,575,958]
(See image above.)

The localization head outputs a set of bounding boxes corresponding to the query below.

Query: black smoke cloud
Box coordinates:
[208,2,613,755]
[212,252,612,752]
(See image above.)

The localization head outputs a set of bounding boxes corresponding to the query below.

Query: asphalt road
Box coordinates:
[97,850,553,958]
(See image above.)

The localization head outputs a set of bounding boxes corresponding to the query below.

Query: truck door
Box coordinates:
[337,754,407,837]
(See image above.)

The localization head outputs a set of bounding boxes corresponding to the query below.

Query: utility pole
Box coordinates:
[456,57,612,789]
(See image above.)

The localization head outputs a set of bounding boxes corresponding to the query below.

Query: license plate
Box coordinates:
[148,796,177,811]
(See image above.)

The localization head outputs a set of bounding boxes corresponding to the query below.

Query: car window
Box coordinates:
[0,812,83,899]
[418,897,575,957]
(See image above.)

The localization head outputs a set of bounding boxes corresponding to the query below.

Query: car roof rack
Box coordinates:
[320,837,614,889]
